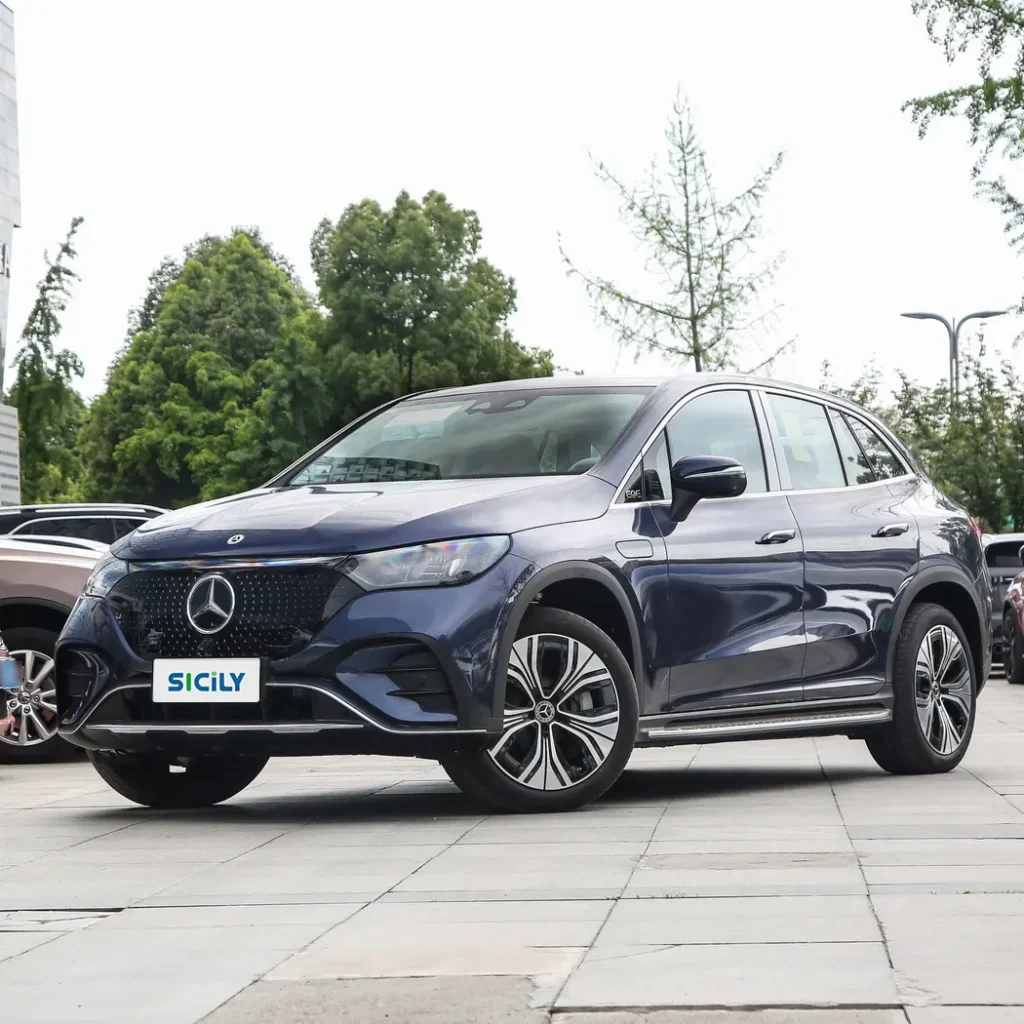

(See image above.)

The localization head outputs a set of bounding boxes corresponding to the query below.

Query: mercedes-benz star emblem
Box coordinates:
[227,534,244,545]
[186,574,236,635]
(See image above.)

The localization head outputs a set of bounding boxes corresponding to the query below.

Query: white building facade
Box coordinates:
[0,1,20,505]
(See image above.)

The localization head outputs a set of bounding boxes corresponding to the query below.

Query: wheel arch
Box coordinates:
[888,567,987,691]
[0,599,73,639]
[493,561,646,720]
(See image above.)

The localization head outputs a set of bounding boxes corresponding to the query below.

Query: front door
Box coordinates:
[661,388,807,713]
[762,394,921,701]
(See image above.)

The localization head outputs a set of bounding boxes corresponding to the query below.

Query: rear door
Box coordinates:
[763,392,921,701]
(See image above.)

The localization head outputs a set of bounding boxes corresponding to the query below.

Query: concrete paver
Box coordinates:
[2,680,1024,1021]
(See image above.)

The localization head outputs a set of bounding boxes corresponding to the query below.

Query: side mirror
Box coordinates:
[1018,544,1024,566]
[669,455,747,521]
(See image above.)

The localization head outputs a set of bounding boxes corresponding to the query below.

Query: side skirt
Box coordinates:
[636,695,893,748]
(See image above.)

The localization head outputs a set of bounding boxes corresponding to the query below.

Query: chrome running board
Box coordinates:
[642,707,891,742]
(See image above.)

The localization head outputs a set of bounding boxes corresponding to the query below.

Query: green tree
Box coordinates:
[821,353,1024,531]
[79,231,327,506]
[5,217,86,502]
[906,2,1024,274]
[312,190,552,433]
[562,94,786,373]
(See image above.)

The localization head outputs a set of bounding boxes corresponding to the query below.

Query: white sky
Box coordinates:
[7,0,1024,400]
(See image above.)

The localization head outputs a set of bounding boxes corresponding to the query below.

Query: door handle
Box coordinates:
[873,522,910,538]
[757,528,797,545]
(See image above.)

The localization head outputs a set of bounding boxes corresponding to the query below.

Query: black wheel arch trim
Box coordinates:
[886,564,988,687]
[492,560,646,722]
[0,597,73,617]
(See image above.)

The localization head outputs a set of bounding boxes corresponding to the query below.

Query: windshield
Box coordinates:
[287,388,651,485]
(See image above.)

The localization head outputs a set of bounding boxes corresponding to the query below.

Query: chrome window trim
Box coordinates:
[607,381,917,512]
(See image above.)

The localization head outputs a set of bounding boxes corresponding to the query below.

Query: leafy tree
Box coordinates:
[312,190,552,433]
[4,217,86,502]
[79,231,327,506]
[562,94,786,373]
[906,2,1024,277]
[821,352,1024,531]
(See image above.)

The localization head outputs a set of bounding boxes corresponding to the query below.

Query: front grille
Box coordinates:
[108,564,361,660]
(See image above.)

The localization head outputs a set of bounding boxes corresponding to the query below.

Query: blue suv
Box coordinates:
[56,375,992,812]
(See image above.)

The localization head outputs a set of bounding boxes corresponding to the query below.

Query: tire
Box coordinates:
[440,607,639,813]
[87,751,269,808]
[866,602,976,775]
[0,626,78,764]
[1004,610,1024,685]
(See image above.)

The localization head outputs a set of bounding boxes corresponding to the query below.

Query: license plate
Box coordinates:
[152,658,261,703]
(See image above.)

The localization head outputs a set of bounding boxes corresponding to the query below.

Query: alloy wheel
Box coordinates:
[488,633,620,791]
[0,649,58,748]
[915,625,972,756]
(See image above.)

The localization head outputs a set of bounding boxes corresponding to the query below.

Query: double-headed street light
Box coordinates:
[900,309,1008,412]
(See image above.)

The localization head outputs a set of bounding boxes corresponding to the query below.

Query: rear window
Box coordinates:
[986,541,1024,569]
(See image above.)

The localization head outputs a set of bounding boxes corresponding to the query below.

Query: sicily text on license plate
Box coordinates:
[153,658,261,703]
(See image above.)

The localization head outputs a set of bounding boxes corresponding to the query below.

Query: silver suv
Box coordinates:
[0,535,103,761]
[0,503,165,545]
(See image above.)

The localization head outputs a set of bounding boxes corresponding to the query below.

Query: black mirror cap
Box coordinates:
[669,455,747,520]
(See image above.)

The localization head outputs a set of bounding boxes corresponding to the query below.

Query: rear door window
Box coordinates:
[765,394,845,491]
[829,410,876,486]
[16,517,115,543]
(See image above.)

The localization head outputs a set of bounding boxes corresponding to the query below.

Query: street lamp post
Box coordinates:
[901,309,1008,413]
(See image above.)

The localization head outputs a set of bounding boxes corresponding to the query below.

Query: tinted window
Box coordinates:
[17,517,114,543]
[829,410,875,485]
[846,416,905,480]
[666,390,767,493]
[986,541,1024,569]
[113,518,146,539]
[766,394,845,491]
[289,388,651,484]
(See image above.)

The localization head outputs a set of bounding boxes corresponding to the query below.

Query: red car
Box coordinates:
[1000,539,1024,684]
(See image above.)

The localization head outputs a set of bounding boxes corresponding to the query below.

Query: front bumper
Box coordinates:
[56,554,532,757]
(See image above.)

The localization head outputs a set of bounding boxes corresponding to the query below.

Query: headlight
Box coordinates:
[342,536,510,590]
[83,555,130,597]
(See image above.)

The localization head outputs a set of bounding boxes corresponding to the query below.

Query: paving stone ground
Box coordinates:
[3,677,1024,1023]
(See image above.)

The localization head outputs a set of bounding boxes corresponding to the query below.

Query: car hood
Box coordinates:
[115,475,615,560]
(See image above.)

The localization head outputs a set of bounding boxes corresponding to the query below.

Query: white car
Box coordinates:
[0,535,105,761]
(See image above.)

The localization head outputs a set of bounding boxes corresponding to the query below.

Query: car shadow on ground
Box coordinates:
[64,762,883,827]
